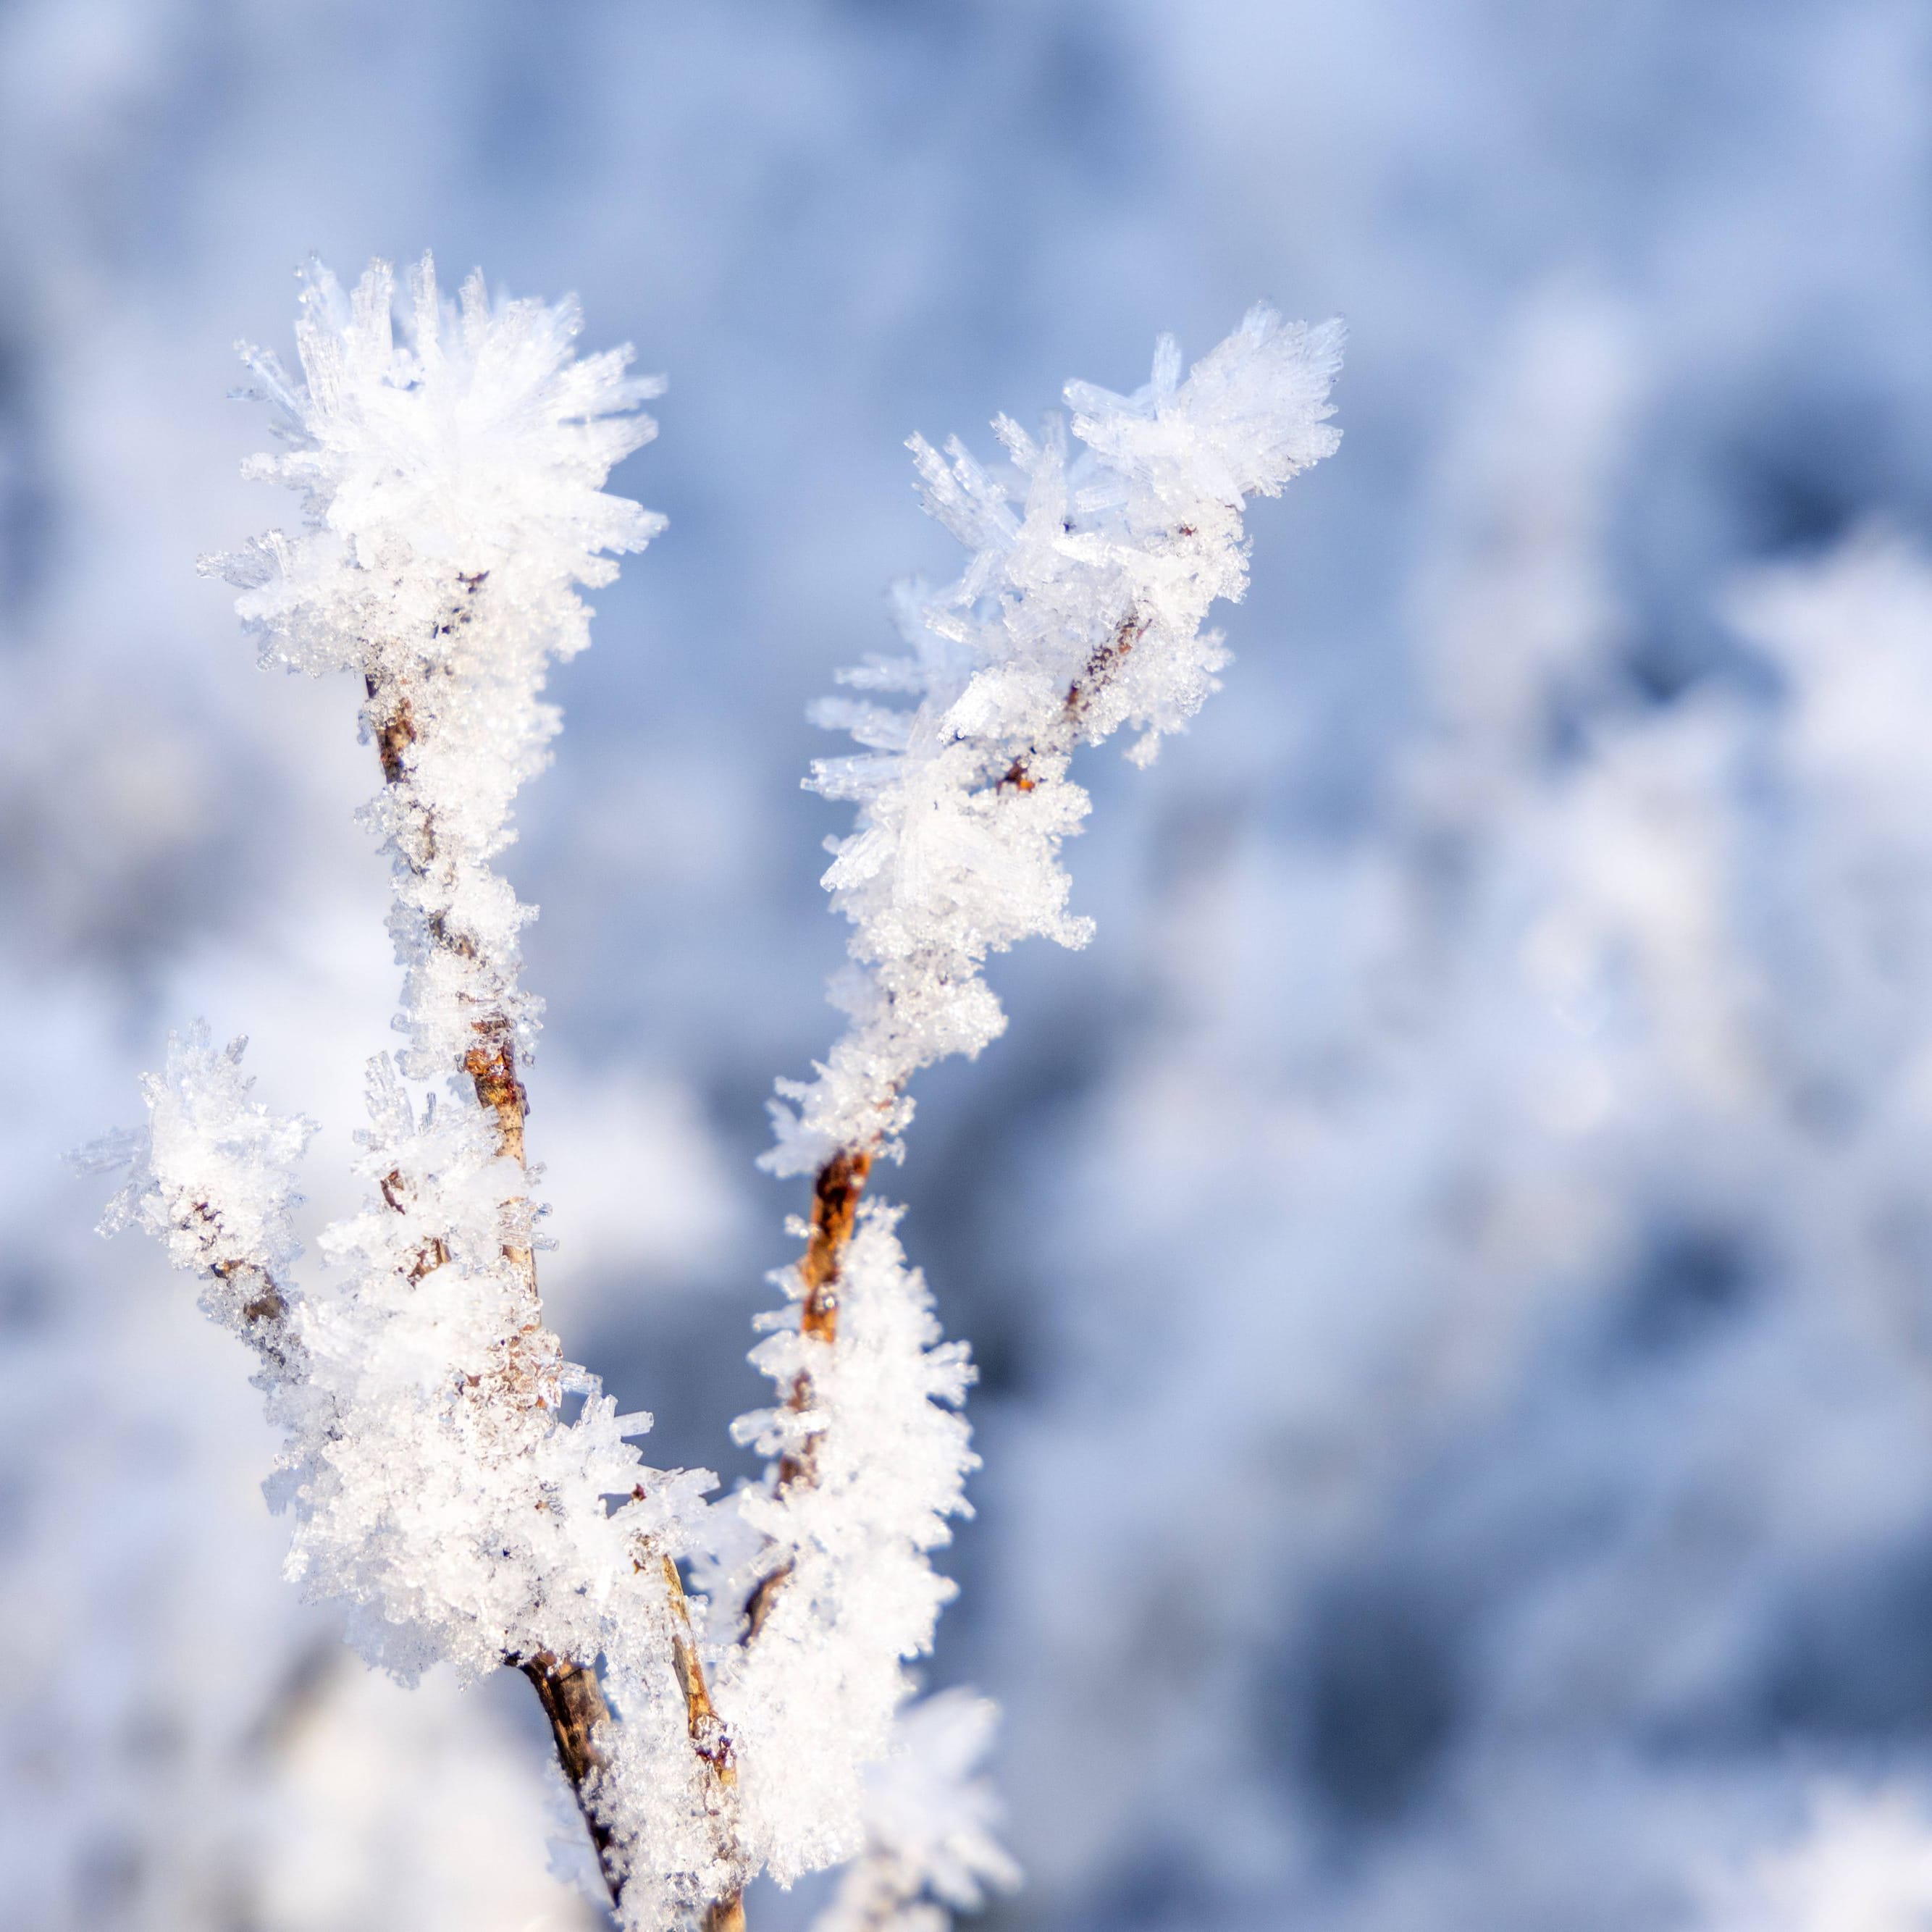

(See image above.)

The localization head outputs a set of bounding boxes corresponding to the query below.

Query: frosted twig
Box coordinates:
[98,258,736,1930]
[700,305,1345,1923]
[91,266,1340,1932]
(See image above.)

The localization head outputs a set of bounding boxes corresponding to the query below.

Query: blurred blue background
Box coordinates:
[10,4,1932,1928]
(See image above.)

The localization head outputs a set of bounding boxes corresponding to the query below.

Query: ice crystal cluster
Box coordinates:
[218,256,665,1085]
[94,258,1339,1930]
[707,1204,979,1886]
[815,1692,1022,1932]
[766,306,1344,1175]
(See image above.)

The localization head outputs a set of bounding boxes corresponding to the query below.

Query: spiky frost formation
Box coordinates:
[711,308,1341,1915]
[765,306,1343,1175]
[185,253,702,1672]
[209,254,665,1081]
[91,1021,316,1400]
[98,261,735,1931]
[98,1021,312,1289]
[709,1207,978,1881]
[810,1692,1020,1932]
[96,276,1342,1932]
[96,1031,725,1931]
[98,1031,713,1662]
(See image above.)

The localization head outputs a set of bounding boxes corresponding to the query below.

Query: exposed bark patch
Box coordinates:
[1063,610,1148,725]
[464,1022,529,1168]
[518,1652,625,1905]
[744,1146,878,1641]
[366,678,419,785]
[799,1148,873,1344]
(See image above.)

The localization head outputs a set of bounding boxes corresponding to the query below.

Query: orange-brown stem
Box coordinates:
[662,1553,736,1785]
[518,1652,626,1910]
[463,1020,529,1168]
[744,1148,875,1642]
[779,1148,873,1489]
[799,1147,873,1343]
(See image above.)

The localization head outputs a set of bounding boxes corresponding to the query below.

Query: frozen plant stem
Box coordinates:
[91,258,1340,1932]
[364,643,730,1906]
[708,300,1345,1930]
[93,256,743,1931]
[360,658,629,1902]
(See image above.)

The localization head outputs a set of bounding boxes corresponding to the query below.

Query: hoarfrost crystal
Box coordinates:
[765,306,1344,1175]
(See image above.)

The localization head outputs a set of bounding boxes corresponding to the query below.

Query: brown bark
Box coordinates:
[799,1148,873,1345]
[744,1148,873,1639]
[655,1547,750,1929]
[1062,610,1148,726]
[463,1019,529,1167]
[520,1652,626,1907]
[662,1553,736,1786]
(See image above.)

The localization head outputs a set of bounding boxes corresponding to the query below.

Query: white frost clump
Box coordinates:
[212,255,664,1084]
[94,1021,315,1389]
[713,1206,978,1882]
[98,1021,313,1293]
[812,1692,1020,1932]
[765,306,1343,1175]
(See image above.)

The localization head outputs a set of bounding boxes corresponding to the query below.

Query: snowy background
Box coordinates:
[9,3,1932,1928]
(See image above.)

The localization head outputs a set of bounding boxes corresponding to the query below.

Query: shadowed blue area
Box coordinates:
[9,4,1932,1928]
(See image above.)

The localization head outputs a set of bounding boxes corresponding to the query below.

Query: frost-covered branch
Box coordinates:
[93,1021,315,1400]
[763,304,1343,1175]
[96,259,733,1930]
[702,307,1343,1917]
[91,268,1339,1932]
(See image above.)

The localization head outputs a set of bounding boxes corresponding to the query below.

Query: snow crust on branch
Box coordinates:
[98,260,741,1931]
[98,1021,313,1295]
[209,254,664,1081]
[98,1026,709,1662]
[765,307,1343,1176]
[188,252,701,1671]
[99,1027,727,1923]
